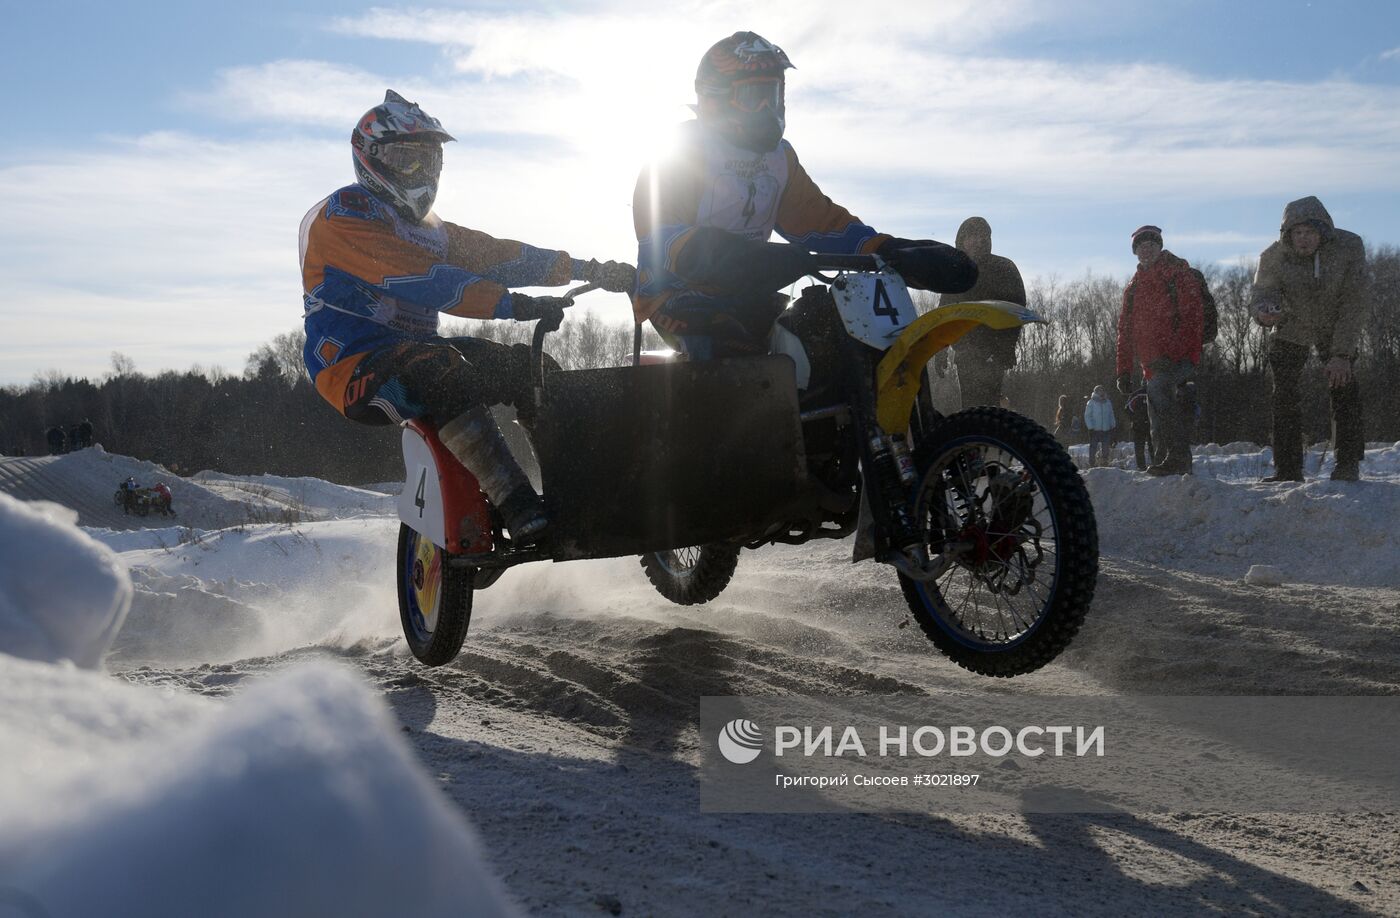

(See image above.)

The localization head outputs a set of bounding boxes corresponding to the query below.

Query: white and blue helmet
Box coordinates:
[351,90,455,223]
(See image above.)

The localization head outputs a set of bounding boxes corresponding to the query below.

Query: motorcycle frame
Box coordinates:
[394,267,1042,575]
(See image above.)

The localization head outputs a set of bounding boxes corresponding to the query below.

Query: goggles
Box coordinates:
[731,78,783,113]
[379,141,443,180]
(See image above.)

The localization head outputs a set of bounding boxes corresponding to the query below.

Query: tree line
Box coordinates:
[2,248,1396,484]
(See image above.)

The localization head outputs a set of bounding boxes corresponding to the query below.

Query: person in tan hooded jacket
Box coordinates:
[1251,196,1369,482]
[936,217,1027,407]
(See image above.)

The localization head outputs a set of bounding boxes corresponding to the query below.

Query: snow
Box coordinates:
[0,488,515,918]
[190,469,395,519]
[1080,442,1400,586]
[0,492,130,668]
[1,441,1397,915]
[0,659,518,918]
[1244,565,1286,586]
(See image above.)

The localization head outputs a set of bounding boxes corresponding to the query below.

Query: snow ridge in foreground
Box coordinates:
[0,493,130,668]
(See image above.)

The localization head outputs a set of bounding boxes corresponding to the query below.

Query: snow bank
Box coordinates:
[40,445,256,528]
[0,493,131,668]
[1085,443,1400,586]
[0,659,519,918]
[109,519,401,665]
[191,470,394,520]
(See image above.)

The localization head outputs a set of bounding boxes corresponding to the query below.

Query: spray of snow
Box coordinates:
[0,483,519,917]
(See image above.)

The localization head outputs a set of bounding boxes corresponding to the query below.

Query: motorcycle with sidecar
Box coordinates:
[396,254,1098,677]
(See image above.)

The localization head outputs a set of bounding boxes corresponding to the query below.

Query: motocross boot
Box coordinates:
[439,406,548,544]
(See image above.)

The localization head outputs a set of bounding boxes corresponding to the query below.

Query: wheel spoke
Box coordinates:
[912,429,1070,648]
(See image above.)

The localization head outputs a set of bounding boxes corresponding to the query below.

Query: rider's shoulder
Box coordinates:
[658,120,704,161]
[322,184,390,224]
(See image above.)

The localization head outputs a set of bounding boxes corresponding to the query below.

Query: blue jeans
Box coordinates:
[1146,360,1195,459]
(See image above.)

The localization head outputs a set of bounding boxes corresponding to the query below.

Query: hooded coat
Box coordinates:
[937,217,1026,367]
[1250,196,1369,356]
[1083,389,1116,432]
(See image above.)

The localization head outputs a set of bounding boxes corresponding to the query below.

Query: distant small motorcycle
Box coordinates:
[113,483,174,517]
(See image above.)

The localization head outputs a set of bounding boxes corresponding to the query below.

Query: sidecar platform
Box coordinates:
[535,356,808,561]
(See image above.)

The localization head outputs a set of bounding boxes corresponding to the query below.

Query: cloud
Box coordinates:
[4,2,1400,382]
[1382,47,1400,62]
[319,5,1400,203]
[1169,231,1274,247]
[0,123,638,385]
[0,133,339,383]
[179,61,386,130]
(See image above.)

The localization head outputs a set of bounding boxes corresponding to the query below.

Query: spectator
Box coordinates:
[76,419,94,449]
[938,217,1027,407]
[45,426,66,455]
[1115,225,1204,476]
[1053,394,1071,441]
[1251,196,1369,482]
[1124,386,1155,471]
[1084,385,1117,467]
[152,482,174,516]
[998,395,1011,412]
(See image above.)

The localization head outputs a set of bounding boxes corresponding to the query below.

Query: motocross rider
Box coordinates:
[632,32,977,360]
[300,90,635,543]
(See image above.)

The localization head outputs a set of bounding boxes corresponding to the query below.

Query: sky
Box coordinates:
[2,0,1399,384]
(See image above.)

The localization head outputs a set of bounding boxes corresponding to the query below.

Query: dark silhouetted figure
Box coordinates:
[938,217,1027,407]
[45,426,66,455]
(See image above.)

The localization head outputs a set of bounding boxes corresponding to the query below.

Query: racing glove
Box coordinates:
[577,259,637,293]
[876,237,977,293]
[510,292,567,329]
[673,227,819,297]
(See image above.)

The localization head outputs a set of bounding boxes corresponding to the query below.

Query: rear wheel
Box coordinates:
[900,407,1097,676]
[397,523,475,666]
[640,543,741,605]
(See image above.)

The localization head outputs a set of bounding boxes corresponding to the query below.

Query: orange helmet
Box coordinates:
[695,32,794,153]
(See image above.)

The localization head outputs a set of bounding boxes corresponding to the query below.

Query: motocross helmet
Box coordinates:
[695,32,794,153]
[351,89,455,223]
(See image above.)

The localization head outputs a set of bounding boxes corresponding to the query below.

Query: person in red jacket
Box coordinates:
[1114,225,1203,475]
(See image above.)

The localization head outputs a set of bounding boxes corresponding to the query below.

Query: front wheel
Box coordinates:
[640,543,741,605]
[396,523,475,666]
[900,407,1097,676]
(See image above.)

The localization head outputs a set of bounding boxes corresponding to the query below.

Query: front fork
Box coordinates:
[837,334,943,579]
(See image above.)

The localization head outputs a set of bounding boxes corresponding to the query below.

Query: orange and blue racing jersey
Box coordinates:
[299,184,582,410]
[632,121,889,325]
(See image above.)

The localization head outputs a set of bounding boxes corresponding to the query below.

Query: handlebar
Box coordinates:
[526,282,604,407]
[812,254,880,272]
[522,281,601,315]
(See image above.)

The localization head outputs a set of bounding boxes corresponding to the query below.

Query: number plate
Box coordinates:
[831,270,917,348]
[399,427,446,548]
